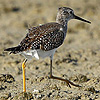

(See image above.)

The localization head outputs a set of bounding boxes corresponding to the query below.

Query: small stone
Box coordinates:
[32,89,39,93]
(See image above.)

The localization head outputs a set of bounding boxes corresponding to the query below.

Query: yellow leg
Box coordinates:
[22,59,27,92]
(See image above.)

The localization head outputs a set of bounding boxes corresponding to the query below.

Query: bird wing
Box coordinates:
[20,22,65,51]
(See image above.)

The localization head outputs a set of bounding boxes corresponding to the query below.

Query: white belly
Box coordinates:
[21,49,56,60]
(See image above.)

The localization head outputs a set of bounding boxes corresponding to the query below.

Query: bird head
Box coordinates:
[57,7,91,24]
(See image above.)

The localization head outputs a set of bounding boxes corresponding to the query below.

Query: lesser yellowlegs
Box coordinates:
[4,7,91,92]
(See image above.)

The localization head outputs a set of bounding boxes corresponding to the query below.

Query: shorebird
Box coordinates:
[4,7,91,92]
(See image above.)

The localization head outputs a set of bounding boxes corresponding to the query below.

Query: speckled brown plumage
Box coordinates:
[21,22,64,50]
[5,22,65,54]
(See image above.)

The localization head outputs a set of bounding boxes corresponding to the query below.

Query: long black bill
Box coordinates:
[74,15,91,24]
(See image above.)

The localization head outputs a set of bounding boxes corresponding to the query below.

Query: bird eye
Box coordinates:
[70,10,73,14]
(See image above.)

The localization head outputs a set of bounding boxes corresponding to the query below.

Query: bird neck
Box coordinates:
[56,14,68,32]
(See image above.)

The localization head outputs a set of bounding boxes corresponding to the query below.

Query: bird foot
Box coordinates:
[50,75,81,88]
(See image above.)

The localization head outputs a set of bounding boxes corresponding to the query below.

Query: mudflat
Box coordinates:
[0,0,100,99]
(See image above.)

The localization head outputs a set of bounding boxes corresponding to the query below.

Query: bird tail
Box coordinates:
[4,45,21,54]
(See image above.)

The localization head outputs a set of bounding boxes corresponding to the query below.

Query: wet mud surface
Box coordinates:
[0,0,100,99]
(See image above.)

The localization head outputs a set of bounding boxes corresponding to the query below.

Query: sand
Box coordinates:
[0,0,100,99]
